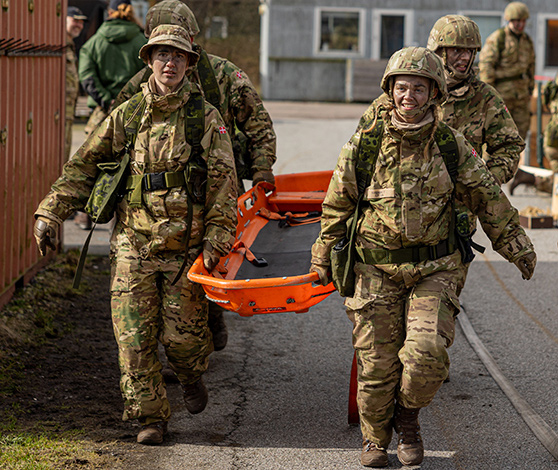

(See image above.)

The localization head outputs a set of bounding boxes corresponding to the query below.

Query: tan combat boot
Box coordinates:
[137,421,168,445]
[361,440,389,468]
[183,378,208,414]
[509,168,536,195]
[394,403,424,466]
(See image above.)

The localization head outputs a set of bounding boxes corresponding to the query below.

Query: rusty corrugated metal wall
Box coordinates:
[0,0,65,308]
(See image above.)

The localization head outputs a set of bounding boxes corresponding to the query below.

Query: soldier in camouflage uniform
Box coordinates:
[479,1,535,139]
[510,75,558,195]
[112,0,277,352]
[310,47,536,468]
[65,7,87,162]
[358,15,525,293]
[33,25,238,445]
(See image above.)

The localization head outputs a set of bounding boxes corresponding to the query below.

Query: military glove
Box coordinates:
[514,251,536,280]
[203,240,221,273]
[34,216,59,256]
[310,263,331,286]
[252,170,275,187]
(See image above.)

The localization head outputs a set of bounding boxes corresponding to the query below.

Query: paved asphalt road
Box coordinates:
[64,102,558,469]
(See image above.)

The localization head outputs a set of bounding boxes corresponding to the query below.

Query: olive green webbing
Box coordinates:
[354,118,460,265]
[196,50,221,111]
[73,96,146,289]
[74,92,205,288]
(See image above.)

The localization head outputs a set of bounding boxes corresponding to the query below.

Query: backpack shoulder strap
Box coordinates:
[434,121,459,184]
[184,91,205,162]
[196,50,222,112]
[496,27,506,64]
[123,91,146,148]
[355,119,384,196]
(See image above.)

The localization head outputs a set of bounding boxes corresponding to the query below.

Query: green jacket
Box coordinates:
[79,19,146,110]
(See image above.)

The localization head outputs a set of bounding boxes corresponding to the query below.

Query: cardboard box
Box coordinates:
[519,214,555,229]
[552,174,558,219]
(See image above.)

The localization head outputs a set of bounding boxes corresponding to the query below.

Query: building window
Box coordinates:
[205,16,228,40]
[536,14,558,78]
[315,7,364,56]
[371,9,414,61]
[460,11,503,46]
[545,19,558,67]
[380,16,404,59]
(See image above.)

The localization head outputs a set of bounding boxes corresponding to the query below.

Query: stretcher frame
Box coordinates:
[187,170,360,424]
[188,171,336,317]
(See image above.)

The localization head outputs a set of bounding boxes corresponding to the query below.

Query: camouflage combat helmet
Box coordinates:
[427,15,481,52]
[139,24,199,64]
[144,0,200,38]
[504,2,530,21]
[381,47,447,101]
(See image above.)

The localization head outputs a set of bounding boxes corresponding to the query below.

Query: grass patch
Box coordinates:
[0,431,116,470]
[0,252,126,470]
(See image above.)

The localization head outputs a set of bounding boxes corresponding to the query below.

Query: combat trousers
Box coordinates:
[503,95,532,140]
[110,232,212,424]
[345,257,463,447]
[534,147,558,194]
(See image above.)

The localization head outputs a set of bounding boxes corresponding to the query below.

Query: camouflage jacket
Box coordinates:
[114,47,276,176]
[478,26,535,101]
[438,75,523,184]
[542,75,558,149]
[65,33,80,121]
[357,79,524,185]
[312,110,533,268]
[36,76,238,257]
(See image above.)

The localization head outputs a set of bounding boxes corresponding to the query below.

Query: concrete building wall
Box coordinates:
[261,0,558,102]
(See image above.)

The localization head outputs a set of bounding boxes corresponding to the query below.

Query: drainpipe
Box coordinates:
[259,0,270,99]
[345,58,353,102]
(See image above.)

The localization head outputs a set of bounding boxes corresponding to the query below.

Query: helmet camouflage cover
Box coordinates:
[381,46,447,101]
[139,24,199,64]
[427,15,482,52]
[145,0,200,38]
[504,2,530,21]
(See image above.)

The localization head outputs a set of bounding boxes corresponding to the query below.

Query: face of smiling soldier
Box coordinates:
[392,75,433,124]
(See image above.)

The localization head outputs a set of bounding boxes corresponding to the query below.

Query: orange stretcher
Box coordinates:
[187,171,337,316]
[187,170,360,424]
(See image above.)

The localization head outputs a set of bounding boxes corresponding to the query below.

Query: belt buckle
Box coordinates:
[428,245,437,260]
[144,172,165,191]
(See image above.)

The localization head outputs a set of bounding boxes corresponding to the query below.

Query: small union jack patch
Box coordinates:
[219,126,227,134]
[472,148,479,159]
[235,71,242,79]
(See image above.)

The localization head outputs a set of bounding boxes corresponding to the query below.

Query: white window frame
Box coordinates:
[536,13,558,79]
[371,9,414,61]
[313,7,366,58]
